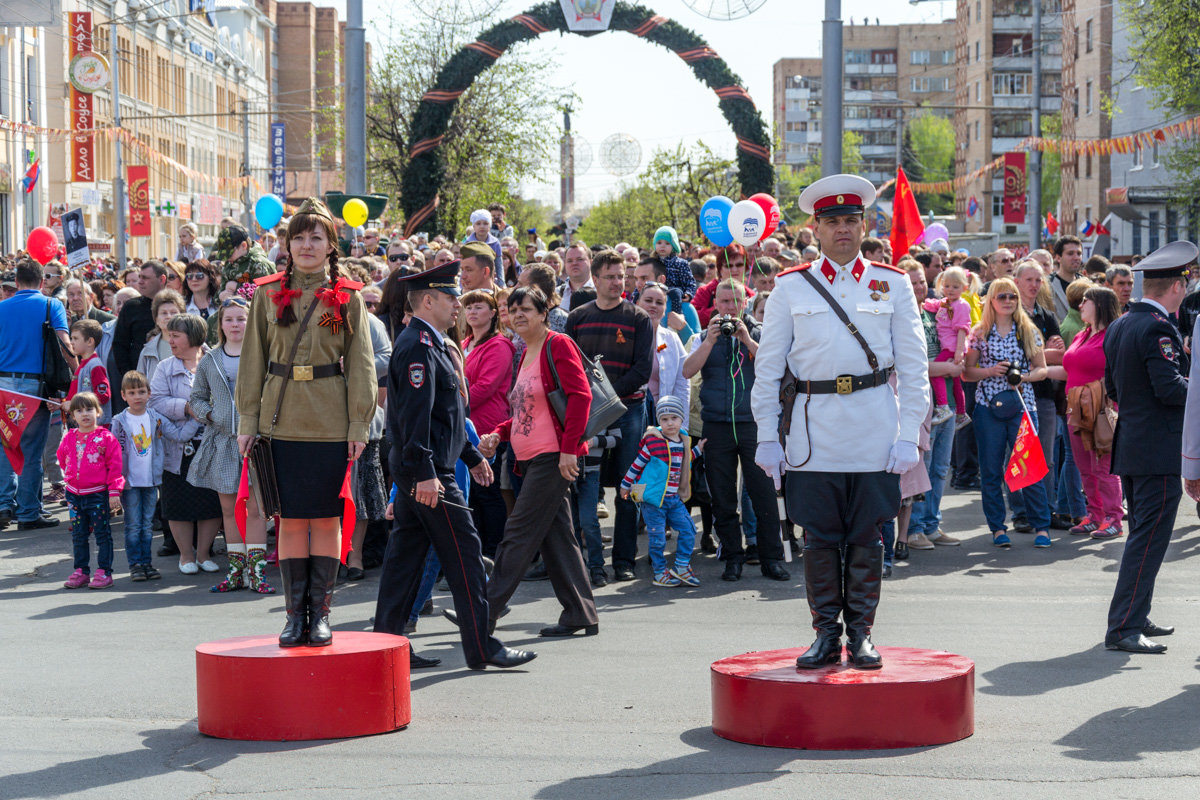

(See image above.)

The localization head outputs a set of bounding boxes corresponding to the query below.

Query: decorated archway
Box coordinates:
[401,1,774,235]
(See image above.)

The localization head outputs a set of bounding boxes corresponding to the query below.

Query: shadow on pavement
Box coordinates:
[980,645,1135,696]
[1056,671,1200,761]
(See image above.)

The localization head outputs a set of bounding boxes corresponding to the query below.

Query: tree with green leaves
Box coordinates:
[903,113,955,216]
[365,13,568,239]
[1122,0,1200,201]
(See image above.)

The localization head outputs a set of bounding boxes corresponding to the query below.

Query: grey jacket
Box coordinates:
[367,313,391,441]
[149,349,209,473]
[187,347,242,494]
[110,407,201,487]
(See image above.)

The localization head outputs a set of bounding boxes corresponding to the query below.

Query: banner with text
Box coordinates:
[69,12,94,182]
[270,122,286,199]
[1003,152,1027,225]
[127,165,152,236]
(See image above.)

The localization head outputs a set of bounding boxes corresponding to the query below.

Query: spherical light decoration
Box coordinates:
[410,0,506,27]
[560,134,593,176]
[599,133,642,177]
[681,0,769,21]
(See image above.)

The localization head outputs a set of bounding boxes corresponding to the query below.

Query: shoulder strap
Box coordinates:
[798,269,879,370]
[267,296,322,436]
[543,331,564,392]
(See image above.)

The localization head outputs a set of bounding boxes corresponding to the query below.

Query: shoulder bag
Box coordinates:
[543,332,627,444]
[41,302,73,397]
[246,298,321,519]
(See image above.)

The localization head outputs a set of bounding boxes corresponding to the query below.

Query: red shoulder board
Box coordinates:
[870,260,906,275]
[253,271,286,286]
[776,263,814,278]
[335,277,364,291]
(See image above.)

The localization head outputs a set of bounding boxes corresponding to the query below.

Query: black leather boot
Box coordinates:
[795,548,844,669]
[306,555,339,647]
[278,558,309,647]
[843,544,884,669]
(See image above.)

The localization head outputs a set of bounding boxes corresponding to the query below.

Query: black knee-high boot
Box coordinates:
[278,558,309,647]
[795,547,844,669]
[843,544,883,669]
[306,555,338,647]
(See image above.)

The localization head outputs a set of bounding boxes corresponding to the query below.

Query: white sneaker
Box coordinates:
[198,559,221,573]
[178,560,199,574]
[597,502,610,519]
[932,405,954,426]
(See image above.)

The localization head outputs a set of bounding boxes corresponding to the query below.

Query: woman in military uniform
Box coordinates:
[236,197,377,648]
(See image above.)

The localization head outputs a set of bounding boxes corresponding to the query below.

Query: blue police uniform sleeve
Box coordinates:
[1143,319,1189,407]
[389,339,438,482]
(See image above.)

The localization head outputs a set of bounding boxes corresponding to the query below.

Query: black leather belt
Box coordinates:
[268,361,343,381]
[0,371,41,380]
[795,367,893,396]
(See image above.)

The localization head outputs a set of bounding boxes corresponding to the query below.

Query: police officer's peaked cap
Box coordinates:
[1132,241,1199,278]
[396,260,462,297]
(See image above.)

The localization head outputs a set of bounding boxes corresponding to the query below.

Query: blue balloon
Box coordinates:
[255,194,284,230]
[700,196,735,247]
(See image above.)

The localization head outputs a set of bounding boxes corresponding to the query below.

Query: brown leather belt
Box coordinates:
[795,367,893,395]
[268,361,343,381]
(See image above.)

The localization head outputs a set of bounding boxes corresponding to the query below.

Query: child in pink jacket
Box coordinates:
[57,392,124,589]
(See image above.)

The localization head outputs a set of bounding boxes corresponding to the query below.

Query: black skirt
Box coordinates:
[271,438,348,519]
[162,449,222,522]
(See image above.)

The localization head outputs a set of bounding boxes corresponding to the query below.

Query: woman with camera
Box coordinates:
[964,277,1052,548]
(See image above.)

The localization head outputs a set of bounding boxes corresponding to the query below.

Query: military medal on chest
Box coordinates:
[868,279,889,301]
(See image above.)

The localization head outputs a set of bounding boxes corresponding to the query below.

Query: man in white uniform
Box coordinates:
[752,175,929,669]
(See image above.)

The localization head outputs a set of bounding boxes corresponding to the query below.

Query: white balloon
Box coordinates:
[728,200,766,247]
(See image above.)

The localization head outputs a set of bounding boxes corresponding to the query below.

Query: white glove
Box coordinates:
[755,441,786,490]
[886,440,920,475]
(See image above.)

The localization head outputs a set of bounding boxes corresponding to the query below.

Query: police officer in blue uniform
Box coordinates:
[1102,241,1196,654]
[373,260,536,671]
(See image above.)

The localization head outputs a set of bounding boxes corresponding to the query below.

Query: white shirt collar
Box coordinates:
[1141,297,1169,316]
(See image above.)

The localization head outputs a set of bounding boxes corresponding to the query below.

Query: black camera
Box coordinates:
[718,315,737,337]
[1005,364,1023,386]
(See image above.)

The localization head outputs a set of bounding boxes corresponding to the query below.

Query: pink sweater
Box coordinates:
[56,427,125,497]
[463,333,516,435]
[1062,327,1107,390]
[923,296,972,352]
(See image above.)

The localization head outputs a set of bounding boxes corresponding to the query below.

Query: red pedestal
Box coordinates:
[196,632,411,741]
[712,647,974,750]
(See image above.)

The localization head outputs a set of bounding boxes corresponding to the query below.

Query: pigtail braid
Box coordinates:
[278,260,298,326]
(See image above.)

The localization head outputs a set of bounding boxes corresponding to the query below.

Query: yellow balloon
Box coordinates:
[342,198,369,228]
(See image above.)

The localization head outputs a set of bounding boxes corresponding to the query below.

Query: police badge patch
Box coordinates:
[1159,336,1178,361]
[408,362,426,388]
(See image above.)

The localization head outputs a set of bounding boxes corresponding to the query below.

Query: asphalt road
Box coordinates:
[3,487,1200,799]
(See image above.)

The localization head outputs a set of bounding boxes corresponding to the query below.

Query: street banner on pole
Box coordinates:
[1003,152,1028,224]
[127,165,151,236]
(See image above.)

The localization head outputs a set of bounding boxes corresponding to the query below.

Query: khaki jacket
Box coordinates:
[237,267,377,442]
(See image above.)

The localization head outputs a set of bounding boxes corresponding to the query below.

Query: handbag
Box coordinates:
[1093,395,1118,455]
[41,303,73,397]
[988,389,1024,421]
[543,332,627,444]
[246,298,322,519]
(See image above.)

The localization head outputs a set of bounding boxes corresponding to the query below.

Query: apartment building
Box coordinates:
[773,18,957,188]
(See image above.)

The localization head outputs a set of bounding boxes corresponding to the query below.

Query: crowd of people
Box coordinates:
[0,197,1184,654]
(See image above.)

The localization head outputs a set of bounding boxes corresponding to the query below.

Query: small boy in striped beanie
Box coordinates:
[619,395,699,587]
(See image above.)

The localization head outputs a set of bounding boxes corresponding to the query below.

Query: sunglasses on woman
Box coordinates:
[186,272,207,280]
[993,292,1019,302]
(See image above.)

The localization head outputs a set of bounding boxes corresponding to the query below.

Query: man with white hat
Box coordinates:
[752,174,929,670]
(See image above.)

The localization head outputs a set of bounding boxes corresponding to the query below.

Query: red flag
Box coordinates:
[1046,211,1059,235]
[1095,221,1111,236]
[0,389,43,474]
[1005,411,1049,491]
[1003,152,1028,224]
[234,456,250,545]
[338,462,356,564]
[889,166,925,264]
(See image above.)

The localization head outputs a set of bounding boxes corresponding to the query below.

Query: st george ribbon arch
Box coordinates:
[401,1,774,236]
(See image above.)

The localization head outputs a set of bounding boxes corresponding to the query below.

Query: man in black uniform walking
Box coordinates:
[373,260,536,671]
[1102,241,1196,654]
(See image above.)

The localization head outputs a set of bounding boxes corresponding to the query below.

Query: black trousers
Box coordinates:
[1105,474,1182,644]
[374,469,502,667]
[704,420,783,562]
[785,470,900,549]
[953,381,979,482]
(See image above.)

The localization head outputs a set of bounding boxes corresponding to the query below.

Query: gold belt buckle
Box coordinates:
[293,365,314,381]
[836,375,853,395]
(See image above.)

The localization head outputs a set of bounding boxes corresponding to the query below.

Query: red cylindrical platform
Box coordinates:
[712,647,974,750]
[197,632,411,741]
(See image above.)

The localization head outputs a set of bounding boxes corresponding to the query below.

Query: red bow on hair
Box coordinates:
[269,285,303,319]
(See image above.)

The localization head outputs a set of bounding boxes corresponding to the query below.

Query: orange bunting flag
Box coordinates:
[889,166,925,265]
[1005,411,1049,491]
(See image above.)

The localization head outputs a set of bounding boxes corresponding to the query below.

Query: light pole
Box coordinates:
[1029,0,1043,251]
[821,0,843,175]
[344,0,366,195]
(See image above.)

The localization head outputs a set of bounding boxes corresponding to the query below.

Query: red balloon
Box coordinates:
[748,193,781,241]
[26,226,58,265]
